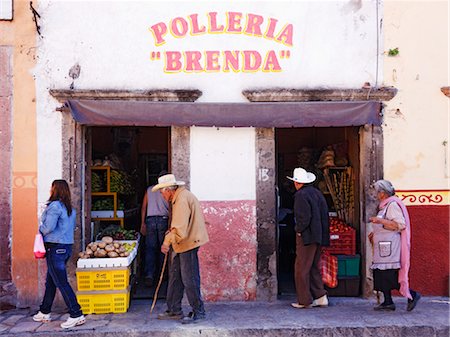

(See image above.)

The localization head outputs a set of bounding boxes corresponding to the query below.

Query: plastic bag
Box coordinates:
[320,250,338,288]
[34,233,46,259]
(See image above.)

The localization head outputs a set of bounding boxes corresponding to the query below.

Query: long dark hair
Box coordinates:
[48,180,73,216]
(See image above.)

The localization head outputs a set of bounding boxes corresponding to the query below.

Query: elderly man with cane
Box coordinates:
[152,173,209,324]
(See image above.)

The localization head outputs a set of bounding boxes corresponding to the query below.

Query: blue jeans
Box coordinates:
[144,216,168,280]
[40,243,83,318]
[166,247,205,316]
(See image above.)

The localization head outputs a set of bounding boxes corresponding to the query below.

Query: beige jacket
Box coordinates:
[163,187,209,253]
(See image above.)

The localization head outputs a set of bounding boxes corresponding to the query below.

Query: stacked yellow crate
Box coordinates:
[76,266,131,314]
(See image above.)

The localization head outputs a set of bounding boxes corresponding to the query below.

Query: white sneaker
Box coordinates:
[312,295,329,307]
[60,315,86,329]
[33,311,51,322]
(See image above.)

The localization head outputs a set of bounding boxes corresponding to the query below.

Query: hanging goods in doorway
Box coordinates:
[150,253,168,314]
[323,167,354,225]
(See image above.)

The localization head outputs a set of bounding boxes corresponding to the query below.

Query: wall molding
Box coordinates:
[243,87,397,102]
[49,89,202,103]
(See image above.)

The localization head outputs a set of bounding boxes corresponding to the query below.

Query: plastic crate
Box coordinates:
[76,267,130,291]
[76,287,130,314]
[325,276,360,297]
[324,228,356,255]
[337,254,360,277]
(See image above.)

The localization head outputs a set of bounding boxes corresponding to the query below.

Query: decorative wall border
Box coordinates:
[396,190,450,206]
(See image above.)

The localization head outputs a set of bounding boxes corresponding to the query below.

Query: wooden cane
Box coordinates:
[150,252,168,314]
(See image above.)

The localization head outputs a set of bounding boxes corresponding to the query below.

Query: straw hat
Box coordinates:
[151,174,185,192]
[287,167,316,184]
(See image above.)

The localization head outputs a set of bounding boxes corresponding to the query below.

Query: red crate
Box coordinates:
[323,228,356,255]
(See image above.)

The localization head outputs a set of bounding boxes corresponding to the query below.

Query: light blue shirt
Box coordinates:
[39,201,76,244]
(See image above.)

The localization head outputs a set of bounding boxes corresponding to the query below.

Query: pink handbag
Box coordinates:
[34,233,46,259]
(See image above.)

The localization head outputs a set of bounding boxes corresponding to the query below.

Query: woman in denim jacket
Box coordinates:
[33,180,86,329]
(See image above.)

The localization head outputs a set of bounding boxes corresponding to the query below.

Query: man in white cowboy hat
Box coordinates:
[287,167,330,309]
[152,174,209,324]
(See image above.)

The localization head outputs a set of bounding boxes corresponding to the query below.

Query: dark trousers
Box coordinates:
[373,269,417,304]
[39,243,83,318]
[166,247,205,316]
[294,235,327,305]
[144,216,168,280]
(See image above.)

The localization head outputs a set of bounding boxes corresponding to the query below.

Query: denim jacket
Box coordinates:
[39,201,76,244]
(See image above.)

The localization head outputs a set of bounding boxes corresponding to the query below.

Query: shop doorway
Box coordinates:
[87,126,169,299]
[276,127,362,297]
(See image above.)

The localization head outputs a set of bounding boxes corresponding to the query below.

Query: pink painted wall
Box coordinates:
[199,200,257,301]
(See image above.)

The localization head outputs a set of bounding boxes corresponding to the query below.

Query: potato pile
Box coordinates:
[78,236,132,259]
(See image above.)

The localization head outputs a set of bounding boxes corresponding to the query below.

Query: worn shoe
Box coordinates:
[157,311,184,320]
[32,311,51,322]
[312,295,329,308]
[373,303,396,311]
[60,315,86,329]
[291,302,311,309]
[407,292,421,312]
[180,311,206,324]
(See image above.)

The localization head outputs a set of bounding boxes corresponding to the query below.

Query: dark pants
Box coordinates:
[144,216,168,280]
[40,243,83,318]
[166,247,205,316]
[294,235,327,305]
[373,269,417,304]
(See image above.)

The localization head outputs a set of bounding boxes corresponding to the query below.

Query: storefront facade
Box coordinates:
[1,0,448,308]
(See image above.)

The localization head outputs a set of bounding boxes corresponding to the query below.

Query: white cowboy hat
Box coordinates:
[287,167,316,184]
[151,174,185,192]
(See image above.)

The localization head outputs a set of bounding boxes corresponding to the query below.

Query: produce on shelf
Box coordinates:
[98,225,139,241]
[92,198,114,211]
[329,217,352,233]
[78,236,137,259]
[92,198,124,211]
[110,169,135,195]
[91,171,104,192]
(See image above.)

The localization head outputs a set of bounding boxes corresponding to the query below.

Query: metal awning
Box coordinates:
[65,100,382,127]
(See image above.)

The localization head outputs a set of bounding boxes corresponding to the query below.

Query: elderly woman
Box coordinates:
[369,179,421,311]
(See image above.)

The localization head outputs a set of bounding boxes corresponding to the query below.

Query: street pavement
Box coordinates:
[0,296,449,337]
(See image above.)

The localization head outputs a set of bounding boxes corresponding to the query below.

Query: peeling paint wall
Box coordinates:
[382,1,449,296]
[201,200,257,301]
[191,127,257,300]
[383,1,449,189]
[0,0,39,307]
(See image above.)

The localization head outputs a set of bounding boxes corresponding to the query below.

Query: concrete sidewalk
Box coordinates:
[0,296,449,337]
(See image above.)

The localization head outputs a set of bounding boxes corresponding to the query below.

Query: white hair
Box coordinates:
[374,179,395,197]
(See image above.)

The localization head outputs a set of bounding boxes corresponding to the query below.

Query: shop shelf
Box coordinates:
[76,287,131,314]
[337,254,360,277]
[76,267,130,291]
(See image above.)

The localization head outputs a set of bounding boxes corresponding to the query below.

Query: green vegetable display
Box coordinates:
[91,171,105,192]
[98,225,139,241]
[110,170,135,195]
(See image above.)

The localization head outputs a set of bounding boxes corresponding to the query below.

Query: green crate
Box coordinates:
[337,254,360,277]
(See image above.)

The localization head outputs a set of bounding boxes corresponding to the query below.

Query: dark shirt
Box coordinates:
[293,185,330,246]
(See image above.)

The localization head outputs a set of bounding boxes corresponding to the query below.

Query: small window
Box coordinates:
[0,0,13,20]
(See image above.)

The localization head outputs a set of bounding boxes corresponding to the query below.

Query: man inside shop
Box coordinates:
[140,171,169,288]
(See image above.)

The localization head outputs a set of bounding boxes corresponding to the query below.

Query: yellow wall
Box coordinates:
[0,0,38,305]
[383,0,449,190]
